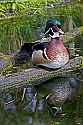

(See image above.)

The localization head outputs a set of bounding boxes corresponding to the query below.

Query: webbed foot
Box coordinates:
[48,104,62,117]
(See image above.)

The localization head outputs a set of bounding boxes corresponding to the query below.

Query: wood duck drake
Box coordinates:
[32,19,69,69]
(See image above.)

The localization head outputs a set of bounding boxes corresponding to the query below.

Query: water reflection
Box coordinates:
[36,77,81,116]
[0,75,83,125]
[23,86,37,113]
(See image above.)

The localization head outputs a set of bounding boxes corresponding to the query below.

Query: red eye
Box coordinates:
[52,26,59,32]
[57,25,61,29]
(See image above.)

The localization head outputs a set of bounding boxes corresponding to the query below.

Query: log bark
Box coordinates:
[0,56,82,91]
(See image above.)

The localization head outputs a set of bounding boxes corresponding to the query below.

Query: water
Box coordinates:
[0,74,83,125]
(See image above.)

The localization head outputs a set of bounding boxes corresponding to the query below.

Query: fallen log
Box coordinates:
[0,56,82,91]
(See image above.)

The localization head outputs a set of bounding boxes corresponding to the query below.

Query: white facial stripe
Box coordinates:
[45,27,64,38]
[58,29,64,34]
[49,32,60,38]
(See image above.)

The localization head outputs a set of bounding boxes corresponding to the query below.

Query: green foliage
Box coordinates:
[0,0,82,53]
[0,0,47,18]
[0,0,81,18]
[0,14,47,52]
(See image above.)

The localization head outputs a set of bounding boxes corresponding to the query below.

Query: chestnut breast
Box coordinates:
[46,38,68,60]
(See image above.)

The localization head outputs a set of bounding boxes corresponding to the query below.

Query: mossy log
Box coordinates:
[0,56,82,91]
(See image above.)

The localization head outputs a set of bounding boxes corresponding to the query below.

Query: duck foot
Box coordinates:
[48,105,62,117]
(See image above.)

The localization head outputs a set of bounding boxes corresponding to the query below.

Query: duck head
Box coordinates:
[45,19,64,38]
[45,25,64,38]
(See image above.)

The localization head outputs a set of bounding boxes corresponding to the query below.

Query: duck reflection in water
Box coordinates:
[36,76,80,117]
